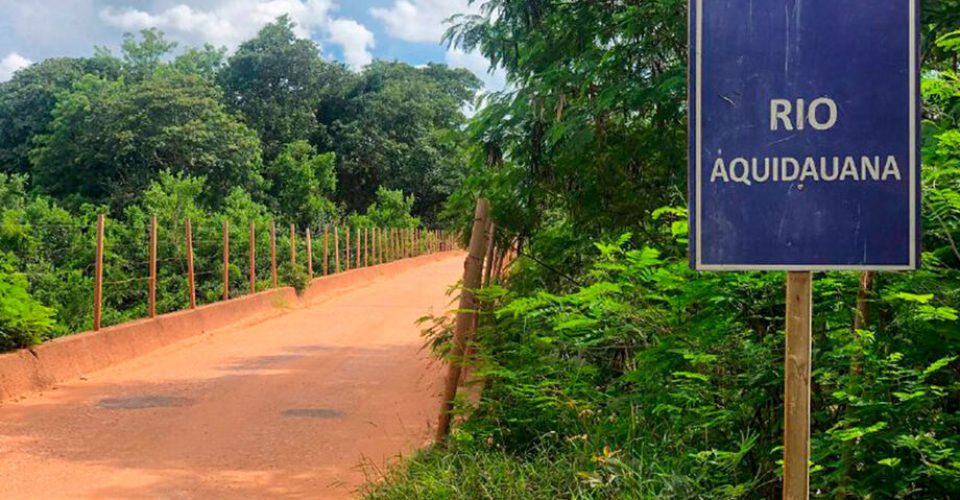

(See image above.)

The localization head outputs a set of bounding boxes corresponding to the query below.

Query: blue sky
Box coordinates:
[0,0,504,88]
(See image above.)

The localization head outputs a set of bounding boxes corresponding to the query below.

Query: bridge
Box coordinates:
[0,253,464,499]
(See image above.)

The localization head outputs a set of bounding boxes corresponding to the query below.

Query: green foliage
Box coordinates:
[318,61,481,220]
[120,28,178,81]
[218,15,334,161]
[0,257,54,351]
[348,186,421,228]
[31,72,264,208]
[0,56,120,175]
[376,4,960,499]
[279,261,310,296]
[266,140,337,228]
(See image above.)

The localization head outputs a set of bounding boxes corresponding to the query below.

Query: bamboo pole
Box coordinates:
[784,271,812,499]
[186,218,196,309]
[249,222,256,293]
[436,198,491,442]
[345,226,351,271]
[306,227,313,279]
[334,226,340,272]
[222,220,230,301]
[93,214,105,331]
[270,221,278,287]
[323,225,329,276]
[148,216,157,318]
[290,224,297,267]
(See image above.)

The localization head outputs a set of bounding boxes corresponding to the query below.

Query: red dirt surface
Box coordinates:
[0,255,464,499]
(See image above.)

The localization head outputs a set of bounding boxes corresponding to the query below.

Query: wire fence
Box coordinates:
[15,215,458,335]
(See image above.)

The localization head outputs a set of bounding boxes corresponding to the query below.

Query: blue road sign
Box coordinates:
[689,0,921,271]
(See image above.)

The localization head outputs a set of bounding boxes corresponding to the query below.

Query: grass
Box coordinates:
[362,442,706,500]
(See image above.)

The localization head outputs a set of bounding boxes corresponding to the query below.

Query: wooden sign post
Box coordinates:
[689,3,920,497]
[784,272,812,498]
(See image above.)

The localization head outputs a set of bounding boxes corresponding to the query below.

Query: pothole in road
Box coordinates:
[97,395,194,410]
[281,408,345,419]
[226,354,305,370]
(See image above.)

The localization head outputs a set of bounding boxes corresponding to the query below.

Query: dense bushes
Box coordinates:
[370,25,960,500]
[371,217,959,498]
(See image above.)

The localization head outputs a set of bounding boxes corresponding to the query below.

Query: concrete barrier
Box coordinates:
[0,251,462,402]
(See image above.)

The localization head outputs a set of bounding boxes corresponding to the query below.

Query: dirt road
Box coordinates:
[0,255,463,499]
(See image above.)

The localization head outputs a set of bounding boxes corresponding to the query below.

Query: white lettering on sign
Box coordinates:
[770,97,838,131]
[709,97,901,187]
[710,156,902,186]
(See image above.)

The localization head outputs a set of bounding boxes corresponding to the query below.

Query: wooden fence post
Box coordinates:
[306,227,313,279]
[290,224,297,267]
[148,216,157,318]
[345,226,351,271]
[186,218,196,309]
[323,225,329,276]
[249,222,256,293]
[223,220,230,301]
[436,198,491,442]
[784,271,813,499]
[356,227,361,268]
[364,227,369,267]
[270,221,278,287]
[334,226,340,272]
[93,214,105,331]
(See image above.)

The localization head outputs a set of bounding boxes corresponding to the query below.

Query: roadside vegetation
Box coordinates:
[367,1,960,498]
[0,17,479,350]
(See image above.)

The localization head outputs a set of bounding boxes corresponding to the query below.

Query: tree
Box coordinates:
[218,16,336,161]
[120,28,178,81]
[447,0,688,236]
[265,140,337,227]
[31,73,264,208]
[318,61,481,220]
[0,56,120,175]
[349,186,420,228]
[171,44,227,81]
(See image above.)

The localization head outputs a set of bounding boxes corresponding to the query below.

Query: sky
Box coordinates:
[0,0,505,89]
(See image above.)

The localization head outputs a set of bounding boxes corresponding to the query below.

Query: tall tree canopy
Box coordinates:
[449,0,688,237]
[0,56,120,175]
[218,16,340,161]
[318,61,481,220]
[31,72,263,208]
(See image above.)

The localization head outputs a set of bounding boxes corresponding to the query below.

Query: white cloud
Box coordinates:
[371,0,477,44]
[0,52,32,82]
[328,19,375,69]
[445,47,506,92]
[98,1,372,66]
